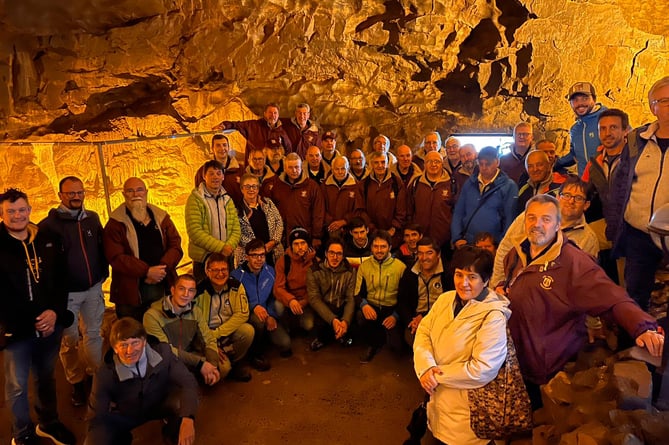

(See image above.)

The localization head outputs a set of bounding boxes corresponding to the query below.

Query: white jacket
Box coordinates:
[413,289,511,445]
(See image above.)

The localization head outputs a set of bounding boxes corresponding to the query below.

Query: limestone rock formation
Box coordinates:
[0,0,667,239]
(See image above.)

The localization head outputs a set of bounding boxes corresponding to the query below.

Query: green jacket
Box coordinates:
[194,277,250,339]
[143,296,219,370]
[355,255,406,310]
[307,259,356,325]
[185,183,241,263]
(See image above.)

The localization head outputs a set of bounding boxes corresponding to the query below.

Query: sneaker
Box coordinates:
[359,346,378,363]
[36,422,76,445]
[71,381,87,407]
[250,355,271,371]
[339,336,353,347]
[12,433,39,445]
[228,364,252,382]
[310,338,325,351]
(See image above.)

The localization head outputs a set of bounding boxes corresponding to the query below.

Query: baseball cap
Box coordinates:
[567,82,596,100]
[266,138,283,149]
[322,131,336,140]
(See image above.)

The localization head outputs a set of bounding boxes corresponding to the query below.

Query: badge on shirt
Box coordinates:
[390,192,395,199]
[540,275,554,290]
[301,190,307,198]
[349,192,355,198]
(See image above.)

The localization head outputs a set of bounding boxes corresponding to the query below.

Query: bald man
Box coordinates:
[391,144,422,187]
[103,177,183,321]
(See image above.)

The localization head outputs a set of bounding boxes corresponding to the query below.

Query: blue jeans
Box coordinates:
[4,327,62,438]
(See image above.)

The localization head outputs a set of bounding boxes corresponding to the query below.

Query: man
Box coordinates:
[492,175,600,287]
[516,150,561,212]
[391,144,422,187]
[0,188,76,445]
[349,148,369,182]
[536,139,567,184]
[408,151,455,250]
[194,253,254,382]
[556,82,608,176]
[185,160,241,282]
[273,228,317,345]
[195,134,243,206]
[606,76,669,311]
[501,194,663,408]
[231,239,290,369]
[397,237,450,346]
[280,102,320,158]
[395,223,423,267]
[264,137,285,175]
[413,132,446,170]
[305,145,329,184]
[360,151,407,248]
[322,156,365,239]
[39,176,108,407]
[343,216,372,267]
[85,317,198,445]
[499,122,534,185]
[442,136,462,175]
[245,147,275,184]
[104,177,183,321]
[371,134,397,165]
[264,153,325,250]
[474,232,497,256]
[582,108,630,283]
[356,230,406,362]
[143,274,223,384]
[307,238,356,350]
[451,146,518,246]
[213,102,292,163]
[453,143,477,202]
[320,130,341,167]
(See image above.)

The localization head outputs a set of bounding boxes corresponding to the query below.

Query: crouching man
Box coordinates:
[85,317,198,445]
[143,274,223,385]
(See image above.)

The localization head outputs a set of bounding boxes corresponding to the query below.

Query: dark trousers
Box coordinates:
[623,223,662,311]
[313,303,347,344]
[115,281,166,322]
[357,304,401,350]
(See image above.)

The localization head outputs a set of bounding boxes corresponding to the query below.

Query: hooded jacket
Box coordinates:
[143,297,219,371]
[414,289,510,445]
[355,254,406,311]
[306,259,356,325]
[185,183,241,264]
[38,205,108,292]
[273,247,317,308]
[321,173,365,228]
[231,262,278,318]
[103,204,183,306]
[0,222,72,343]
[408,171,455,247]
[503,231,657,385]
[360,170,407,233]
[397,259,451,326]
[556,104,608,176]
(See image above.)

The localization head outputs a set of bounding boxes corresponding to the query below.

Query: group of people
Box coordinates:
[1,75,668,445]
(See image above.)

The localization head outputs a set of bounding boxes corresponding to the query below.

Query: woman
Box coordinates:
[413,246,510,445]
[235,173,284,266]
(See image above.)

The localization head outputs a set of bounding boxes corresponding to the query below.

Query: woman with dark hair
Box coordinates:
[413,246,511,445]
[235,173,284,267]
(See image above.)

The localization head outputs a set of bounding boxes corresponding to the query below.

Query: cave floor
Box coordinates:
[0,336,426,445]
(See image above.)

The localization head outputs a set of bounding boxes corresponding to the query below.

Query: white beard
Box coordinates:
[127,200,148,222]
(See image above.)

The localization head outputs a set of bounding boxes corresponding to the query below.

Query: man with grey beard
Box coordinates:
[104,177,183,322]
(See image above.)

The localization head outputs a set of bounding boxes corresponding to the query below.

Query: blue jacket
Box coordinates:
[451,170,518,243]
[557,104,607,176]
[231,262,278,318]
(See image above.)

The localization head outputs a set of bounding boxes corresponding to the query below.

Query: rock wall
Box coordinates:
[0,0,667,237]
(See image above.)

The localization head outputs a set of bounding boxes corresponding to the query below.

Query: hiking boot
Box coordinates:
[279,348,293,358]
[11,433,39,445]
[36,422,76,445]
[228,364,252,382]
[359,346,378,363]
[310,338,325,351]
[250,355,271,371]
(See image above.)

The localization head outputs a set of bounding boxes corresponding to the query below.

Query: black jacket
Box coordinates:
[397,265,452,326]
[0,222,72,343]
[39,207,108,291]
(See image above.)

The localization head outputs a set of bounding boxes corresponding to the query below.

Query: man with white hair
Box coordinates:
[371,134,397,166]
[104,177,183,321]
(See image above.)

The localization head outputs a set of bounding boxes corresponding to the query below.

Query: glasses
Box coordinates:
[62,191,85,198]
[651,98,669,107]
[560,193,586,203]
[242,184,259,190]
[247,253,266,258]
[116,339,143,350]
[207,268,228,275]
[425,159,442,165]
[326,251,344,257]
